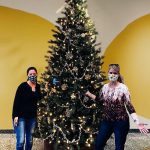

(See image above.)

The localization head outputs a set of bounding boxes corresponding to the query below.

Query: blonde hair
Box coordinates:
[109,64,124,83]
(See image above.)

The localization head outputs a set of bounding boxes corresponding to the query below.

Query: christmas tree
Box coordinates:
[37,0,105,149]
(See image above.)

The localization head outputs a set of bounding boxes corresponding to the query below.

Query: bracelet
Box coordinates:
[134,119,139,125]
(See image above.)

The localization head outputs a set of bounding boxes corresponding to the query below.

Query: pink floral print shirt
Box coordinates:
[98,83,136,121]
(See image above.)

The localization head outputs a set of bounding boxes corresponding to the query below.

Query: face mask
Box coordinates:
[108,74,119,81]
[28,75,37,83]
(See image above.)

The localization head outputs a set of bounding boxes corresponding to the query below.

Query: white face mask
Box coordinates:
[108,73,119,81]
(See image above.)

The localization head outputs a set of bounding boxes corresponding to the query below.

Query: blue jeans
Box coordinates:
[95,120,129,150]
[14,118,36,150]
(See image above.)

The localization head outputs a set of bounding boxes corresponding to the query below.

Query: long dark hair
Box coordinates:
[27,67,37,75]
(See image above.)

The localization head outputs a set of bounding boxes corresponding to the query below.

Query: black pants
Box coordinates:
[95,120,129,150]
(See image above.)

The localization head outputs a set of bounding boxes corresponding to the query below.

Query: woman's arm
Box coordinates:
[130,112,149,134]
[126,101,149,134]
[124,85,149,134]
[12,84,22,126]
[85,91,96,100]
[130,112,139,124]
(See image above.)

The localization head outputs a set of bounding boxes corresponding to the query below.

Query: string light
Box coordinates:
[37,0,104,148]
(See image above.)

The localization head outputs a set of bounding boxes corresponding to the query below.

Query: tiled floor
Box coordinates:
[105,133,150,150]
[0,133,150,150]
[0,134,43,150]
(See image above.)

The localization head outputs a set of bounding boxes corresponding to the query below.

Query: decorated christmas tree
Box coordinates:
[37,0,106,149]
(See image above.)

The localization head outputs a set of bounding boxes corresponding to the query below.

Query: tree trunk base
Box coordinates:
[44,140,94,150]
[44,140,54,150]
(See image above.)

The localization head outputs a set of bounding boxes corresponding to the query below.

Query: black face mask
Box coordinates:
[28,75,37,83]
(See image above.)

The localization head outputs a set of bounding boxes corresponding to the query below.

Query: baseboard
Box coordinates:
[0,130,14,134]
[0,129,149,134]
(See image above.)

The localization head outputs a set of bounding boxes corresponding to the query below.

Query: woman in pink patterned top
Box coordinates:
[86,64,149,150]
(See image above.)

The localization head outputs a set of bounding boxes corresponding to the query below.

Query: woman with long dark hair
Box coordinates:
[12,67,41,150]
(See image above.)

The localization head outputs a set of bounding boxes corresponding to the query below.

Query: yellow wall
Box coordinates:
[1,6,150,129]
[0,6,55,129]
[103,14,150,119]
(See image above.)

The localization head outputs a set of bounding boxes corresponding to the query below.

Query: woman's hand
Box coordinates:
[138,123,149,134]
[14,117,18,127]
[85,91,96,100]
[85,91,91,96]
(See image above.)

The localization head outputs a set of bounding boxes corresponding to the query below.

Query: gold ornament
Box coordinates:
[72,66,78,72]
[85,74,91,80]
[66,52,73,60]
[94,84,100,89]
[81,33,85,37]
[71,93,76,99]
[51,87,56,93]
[61,84,68,90]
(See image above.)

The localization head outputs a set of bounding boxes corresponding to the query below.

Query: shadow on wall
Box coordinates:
[103,14,150,119]
[0,6,55,129]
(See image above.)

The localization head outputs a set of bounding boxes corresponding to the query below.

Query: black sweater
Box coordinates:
[12,82,42,119]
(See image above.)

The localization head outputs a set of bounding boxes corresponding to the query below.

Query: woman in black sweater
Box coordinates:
[12,67,42,150]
